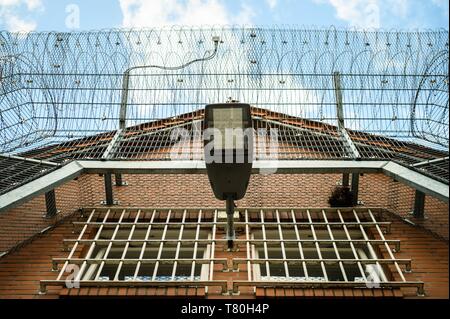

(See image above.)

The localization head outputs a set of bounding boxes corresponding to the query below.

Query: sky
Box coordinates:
[0,0,448,33]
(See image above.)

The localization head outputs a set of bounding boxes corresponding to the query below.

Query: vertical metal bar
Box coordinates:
[337,210,367,281]
[306,209,328,281]
[57,209,96,281]
[351,173,359,206]
[260,210,271,278]
[244,209,252,281]
[95,209,127,280]
[133,209,157,280]
[209,210,217,281]
[191,210,202,281]
[291,210,308,279]
[115,174,123,186]
[119,71,130,130]
[322,209,347,281]
[114,209,141,281]
[413,190,425,218]
[75,209,111,282]
[352,209,388,282]
[275,210,289,278]
[251,233,259,280]
[45,189,58,218]
[152,210,172,281]
[367,209,405,282]
[104,173,114,206]
[171,210,187,280]
[226,196,235,249]
[333,71,345,131]
[342,173,349,187]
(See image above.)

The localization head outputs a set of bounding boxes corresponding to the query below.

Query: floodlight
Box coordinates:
[204,102,253,249]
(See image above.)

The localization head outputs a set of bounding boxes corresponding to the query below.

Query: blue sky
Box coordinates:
[0,0,448,32]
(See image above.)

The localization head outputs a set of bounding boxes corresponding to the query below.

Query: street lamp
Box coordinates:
[204,102,253,249]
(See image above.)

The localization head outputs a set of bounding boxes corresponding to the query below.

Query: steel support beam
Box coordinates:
[104,173,114,206]
[351,173,360,206]
[342,173,350,187]
[333,71,360,159]
[115,174,124,186]
[382,161,448,203]
[45,190,58,218]
[412,190,425,218]
[101,129,123,159]
[0,161,83,213]
[77,160,387,175]
[1,159,448,213]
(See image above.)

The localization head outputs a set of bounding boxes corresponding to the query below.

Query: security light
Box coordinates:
[204,102,253,249]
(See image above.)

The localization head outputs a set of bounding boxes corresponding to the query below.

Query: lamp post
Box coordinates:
[204,103,253,249]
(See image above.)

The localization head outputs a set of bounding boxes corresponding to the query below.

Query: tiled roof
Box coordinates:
[0,107,446,196]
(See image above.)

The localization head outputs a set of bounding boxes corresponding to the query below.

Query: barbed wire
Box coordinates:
[0,26,448,154]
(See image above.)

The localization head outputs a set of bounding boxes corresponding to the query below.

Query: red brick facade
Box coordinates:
[0,172,448,299]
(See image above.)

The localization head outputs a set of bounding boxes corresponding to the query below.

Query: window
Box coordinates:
[40,207,424,296]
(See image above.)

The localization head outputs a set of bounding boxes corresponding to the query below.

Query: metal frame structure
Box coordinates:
[0,27,448,198]
[1,159,447,213]
[39,207,424,296]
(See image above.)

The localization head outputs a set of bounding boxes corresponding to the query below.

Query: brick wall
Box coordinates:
[0,179,82,253]
[1,172,447,253]
[79,172,448,239]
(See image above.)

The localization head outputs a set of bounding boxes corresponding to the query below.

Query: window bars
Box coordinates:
[40,207,424,296]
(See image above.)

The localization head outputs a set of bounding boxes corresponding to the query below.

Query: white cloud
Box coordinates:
[386,0,408,18]
[119,0,255,27]
[0,0,43,32]
[266,0,277,9]
[431,0,449,18]
[324,0,381,29]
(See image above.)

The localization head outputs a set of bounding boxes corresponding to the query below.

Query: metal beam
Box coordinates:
[333,71,360,159]
[412,190,425,218]
[0,161,83,213]
[342,173,350,187]
[77,160,387,175]
[351,173,359,206]
[104,173,114,206]
[0,154,60,167]
[45,189,58,218]
[411,156,449,168]
[340,128,361,158]
[382,161,448,203]
[0,159,448,213]
[101,129,123,159]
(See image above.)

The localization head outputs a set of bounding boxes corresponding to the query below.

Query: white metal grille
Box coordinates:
[40,207,424,296]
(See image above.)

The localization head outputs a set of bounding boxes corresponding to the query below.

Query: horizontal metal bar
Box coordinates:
[81,206,385,212]
[77,160,388,175]
[232,280,425,296]
[411,156,449,167]
[232,258,411,270]
[39,280,229,295]
[52,258,229,270]
[1,159,447,213]
[63,238,400,246]
[72,221,391,229]
[0,154,60,167]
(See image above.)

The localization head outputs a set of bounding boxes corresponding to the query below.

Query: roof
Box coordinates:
[0,106,447,198]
